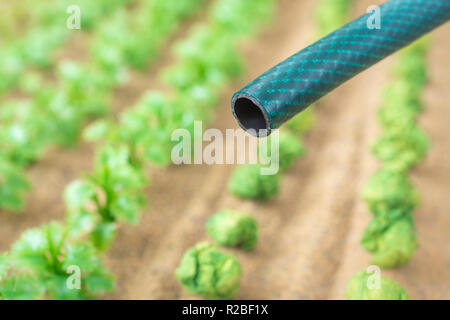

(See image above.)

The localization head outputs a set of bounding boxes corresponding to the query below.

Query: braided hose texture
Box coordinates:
[231,0,450,136]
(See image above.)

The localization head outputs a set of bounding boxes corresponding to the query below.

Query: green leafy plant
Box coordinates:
[9,222,114,299]
[0,158,29,212]
[65,143,147,250]
[345,270,408,300]
[378,100,419,130]
[175,242,242,299]
[372,126,429,171]
[362,167,419,215]
[228,165,280,201]
[285,106,316,134]
[267,130,306,172]
[206,209,259,250]
[0,254,43,300]
[362,215,417,268]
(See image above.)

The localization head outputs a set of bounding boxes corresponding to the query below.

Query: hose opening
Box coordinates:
[232,96,270,137]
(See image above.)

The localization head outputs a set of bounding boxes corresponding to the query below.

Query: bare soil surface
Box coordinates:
[1,0,449,299]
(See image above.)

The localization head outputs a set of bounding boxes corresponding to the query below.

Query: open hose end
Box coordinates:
[231,93,271,137]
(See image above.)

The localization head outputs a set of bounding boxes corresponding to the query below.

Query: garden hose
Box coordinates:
[231,0,450,136]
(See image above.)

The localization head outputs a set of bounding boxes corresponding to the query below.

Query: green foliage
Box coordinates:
[0,1,144,212]
[1,254,43,300]
[1,0,277,300]
[9,222,114,299]
[206,210,259,250]
[267,130,306,171]
[393,37,430,89]
[0,158,29,212]
[0,0,131,96]
[345,270,408,300]
[315,0,352,37]
[65,143,147,250]
[361,35,430,269]
[372,126,429,171]
[382,79,423,114]
[118,92,182,166]
[175,242,242,299]
[0,100,49,166]
[18,71,43,94]
[285,106,316,134]
[92,0,206,75]
[229,165,280,201]
[393,52,427,89]
[211,0,275,37]
[0,274,43,300]
[89,0,276,169]
[164,26,243,91]
[362,215,417,268]
[362,168,419,216]
[378,100,418,130]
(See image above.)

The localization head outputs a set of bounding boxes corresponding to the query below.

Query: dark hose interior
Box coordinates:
[233,97,269,136]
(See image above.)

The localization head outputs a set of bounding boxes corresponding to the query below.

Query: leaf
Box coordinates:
[83,120,111,142]
[66,208,97,239]
[0,274,43,300]
[0,159,30,212]
[90,222,117,251]
[84,269,115,297]
[64,180,96,210]
[11,228,48,271]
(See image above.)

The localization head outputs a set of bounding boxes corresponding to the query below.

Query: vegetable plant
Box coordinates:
[345,270,408,300]
[206,210,259,250]
[362,215,418,268]
[8,222,114,299]
[175,242,242,299]
[0,158,29,212]
[268,130,306,172]
[228,165,280,201]
[0,254,42,300]
[65,143,147,250]
[362,167,419,215]
[372,126,429,172]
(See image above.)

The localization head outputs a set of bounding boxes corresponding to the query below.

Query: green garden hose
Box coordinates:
[231,0,450,136]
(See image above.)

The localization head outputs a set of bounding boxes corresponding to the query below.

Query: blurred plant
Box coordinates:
[206,209,259,250]
[175,242,242,299]
[345,270,408,300]
[228,165,280,201]
[8,222,114,299]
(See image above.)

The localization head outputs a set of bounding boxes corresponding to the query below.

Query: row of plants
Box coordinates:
[0,0,134,96]
[0,0,135,213]
[0,0,207,212]
[86,0,276,166]
[345,37,431,300]
[361,38,430,269]
[0,0,277,300]
[228,0,352,202]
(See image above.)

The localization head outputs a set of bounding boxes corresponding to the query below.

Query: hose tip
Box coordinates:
[231,93,271,137]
